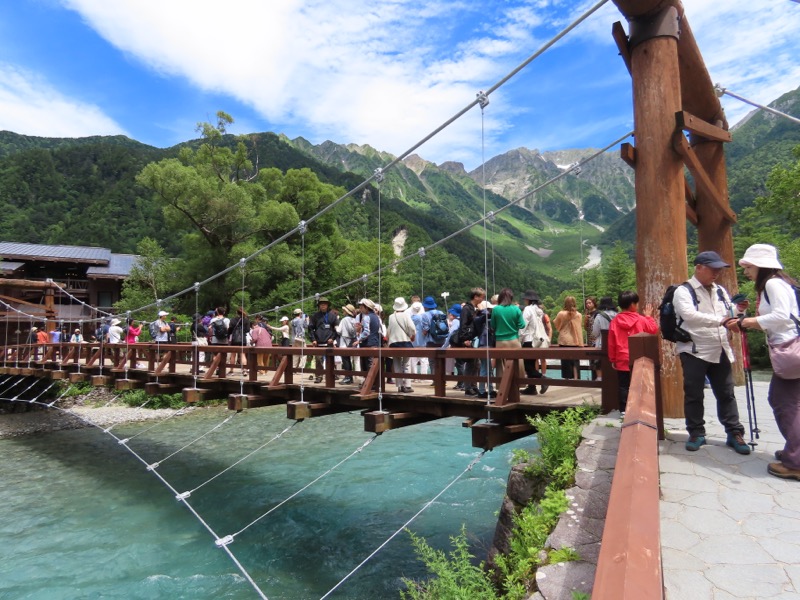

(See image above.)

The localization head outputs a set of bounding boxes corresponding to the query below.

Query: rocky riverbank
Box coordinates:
[0,388,184,438]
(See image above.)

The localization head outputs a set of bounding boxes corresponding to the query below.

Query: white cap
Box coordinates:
[158,310,168,317]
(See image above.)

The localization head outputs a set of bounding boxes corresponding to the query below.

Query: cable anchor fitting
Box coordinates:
[418,247,426,258]
[714,83,726,98]
[298,220,307,235]
[215,535,234,548]
[476,91,490,109]
[175,491,191,501]
[486,211,495,222]
[373,168,384,183]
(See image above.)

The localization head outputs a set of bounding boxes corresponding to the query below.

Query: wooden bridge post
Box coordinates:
[612,2,686,418]
[628,333,664,439]
[600,330,620,413]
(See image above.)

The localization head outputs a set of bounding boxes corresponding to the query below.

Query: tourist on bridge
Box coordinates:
[674,251,750,454]
[584,296,599,379]
[107,318,123,343]
[554,296,583,380]
[607,291,658,412]
[309,296,339,383]
[228,307,251,374]
[354,298,380,382]
[520,290,550,395]
[409,301,427,382]
[456,288,485,397]
[738,244,800,479]
[266,315,291,347]
[490,288,526,382]
[153,311,171,343]
[474,299,496,399]
[70,328,83,343]
[387,297,415,393]
[36,326,48,345]
[248,317,273,371]
[209,307,229,346]
[338,304,358,384]
[190,314,207,370]
[420,296,447,374]
[444,303,461,389]
[290,308,306,369]
[591,297,617,351]
[126,318,141,344]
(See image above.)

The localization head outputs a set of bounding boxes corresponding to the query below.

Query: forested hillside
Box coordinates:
[0,85,797,318]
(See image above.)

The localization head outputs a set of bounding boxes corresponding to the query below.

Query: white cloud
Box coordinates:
[0,64,127,138]
[59,0,593,167]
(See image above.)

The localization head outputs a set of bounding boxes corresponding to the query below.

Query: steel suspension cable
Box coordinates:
[224,434,378,542]
[145,412,237,470]
[319,449,487,600]
[716,84,800,125]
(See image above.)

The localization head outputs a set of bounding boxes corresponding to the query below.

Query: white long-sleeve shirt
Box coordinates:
[757,277,800,345]
[673,275,734,363]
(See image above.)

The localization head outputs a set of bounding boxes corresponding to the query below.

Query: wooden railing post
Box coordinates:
[629,333,663,439]
[433,351,446,397]
[600,329,620,413]
[325,348,335,387]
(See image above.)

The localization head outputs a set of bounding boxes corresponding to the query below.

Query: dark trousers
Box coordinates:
[680,351,744,438]
[456,358,478,391]
[617,369,631,412]
[522,341,543,379]
[769,374,800,470]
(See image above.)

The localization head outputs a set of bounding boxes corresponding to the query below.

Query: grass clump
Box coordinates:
[403,405,598,599]
[120,389,185,409]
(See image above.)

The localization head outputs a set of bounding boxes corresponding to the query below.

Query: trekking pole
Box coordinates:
[739,328,760,449]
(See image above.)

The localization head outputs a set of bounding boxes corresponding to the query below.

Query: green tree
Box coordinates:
[602,240,636,299]
[115,238,179,316]
[135,111,348,309]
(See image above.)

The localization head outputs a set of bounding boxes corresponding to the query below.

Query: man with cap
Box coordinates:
[290,308,306,369]
[308,297,339,383]
[154,310,171,343]
[354,298,381,382]
[387,297,416,392]
[674,250,750,454]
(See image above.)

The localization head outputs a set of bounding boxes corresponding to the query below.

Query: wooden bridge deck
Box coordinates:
[1,342,611,449]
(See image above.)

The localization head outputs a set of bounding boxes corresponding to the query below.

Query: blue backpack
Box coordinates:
[428,312,449,344]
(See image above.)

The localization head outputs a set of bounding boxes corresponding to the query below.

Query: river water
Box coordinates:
[0,405,536,599]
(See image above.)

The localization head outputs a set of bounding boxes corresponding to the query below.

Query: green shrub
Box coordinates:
[401,526,499,600]
[548,547,580,564]
[58,381,94,398]
[405,405,598,599]
[120,389,185,409]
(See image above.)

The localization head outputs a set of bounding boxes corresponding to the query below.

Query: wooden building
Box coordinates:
[0,241,138,339]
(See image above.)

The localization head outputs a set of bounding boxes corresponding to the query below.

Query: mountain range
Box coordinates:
[0,85,798,302]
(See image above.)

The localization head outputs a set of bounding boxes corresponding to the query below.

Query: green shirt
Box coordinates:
[491,304,526,341]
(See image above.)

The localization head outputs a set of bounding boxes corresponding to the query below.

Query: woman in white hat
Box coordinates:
[267,315,291,347]
[387,297,416,392]
[738,243,800,480]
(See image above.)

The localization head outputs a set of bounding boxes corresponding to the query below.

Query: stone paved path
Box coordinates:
[660,380,800,600]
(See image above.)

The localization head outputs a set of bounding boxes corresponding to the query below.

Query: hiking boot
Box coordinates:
[768,462,800,481]
[340,377,353,384]
[685,436,707,451]
[726,433,752,455]
[477,391,497,399]
[540,381,550,394]
[521,385,538,395]
[314,376,323,384]
[464,388,479,397]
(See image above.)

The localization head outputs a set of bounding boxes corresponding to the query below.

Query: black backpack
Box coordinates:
[428,312,450,345]
[659,283,696,343]
[212,318,228,340]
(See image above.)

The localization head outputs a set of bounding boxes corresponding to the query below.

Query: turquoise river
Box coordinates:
[0,404,536,599]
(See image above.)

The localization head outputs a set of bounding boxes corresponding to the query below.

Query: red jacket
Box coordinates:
[607,311,658,371]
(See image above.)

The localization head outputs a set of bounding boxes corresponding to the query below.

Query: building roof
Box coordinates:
[86,253,138,279]
[0,242,111,265]
[0,260,25,273]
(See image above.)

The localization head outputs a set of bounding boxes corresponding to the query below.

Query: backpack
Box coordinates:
[428,312,450,344]
[659,283,695,343]
[596,311,614,324]
[659,282,727,343]
[212,318,228,340]
[148,320,160,341]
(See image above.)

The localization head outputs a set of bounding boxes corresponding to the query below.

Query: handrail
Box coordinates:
[0,341,614,405]
[593,334,663,599]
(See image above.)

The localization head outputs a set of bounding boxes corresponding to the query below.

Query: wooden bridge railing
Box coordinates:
[593,333,663,599]
[0,340,620,406]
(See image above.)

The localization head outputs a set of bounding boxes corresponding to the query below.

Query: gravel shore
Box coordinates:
[0,388,184,438]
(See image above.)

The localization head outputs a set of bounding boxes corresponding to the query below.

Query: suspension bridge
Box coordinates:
[2,0,799,598]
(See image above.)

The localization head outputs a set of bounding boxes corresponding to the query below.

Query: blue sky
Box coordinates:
[1,0,798,171]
